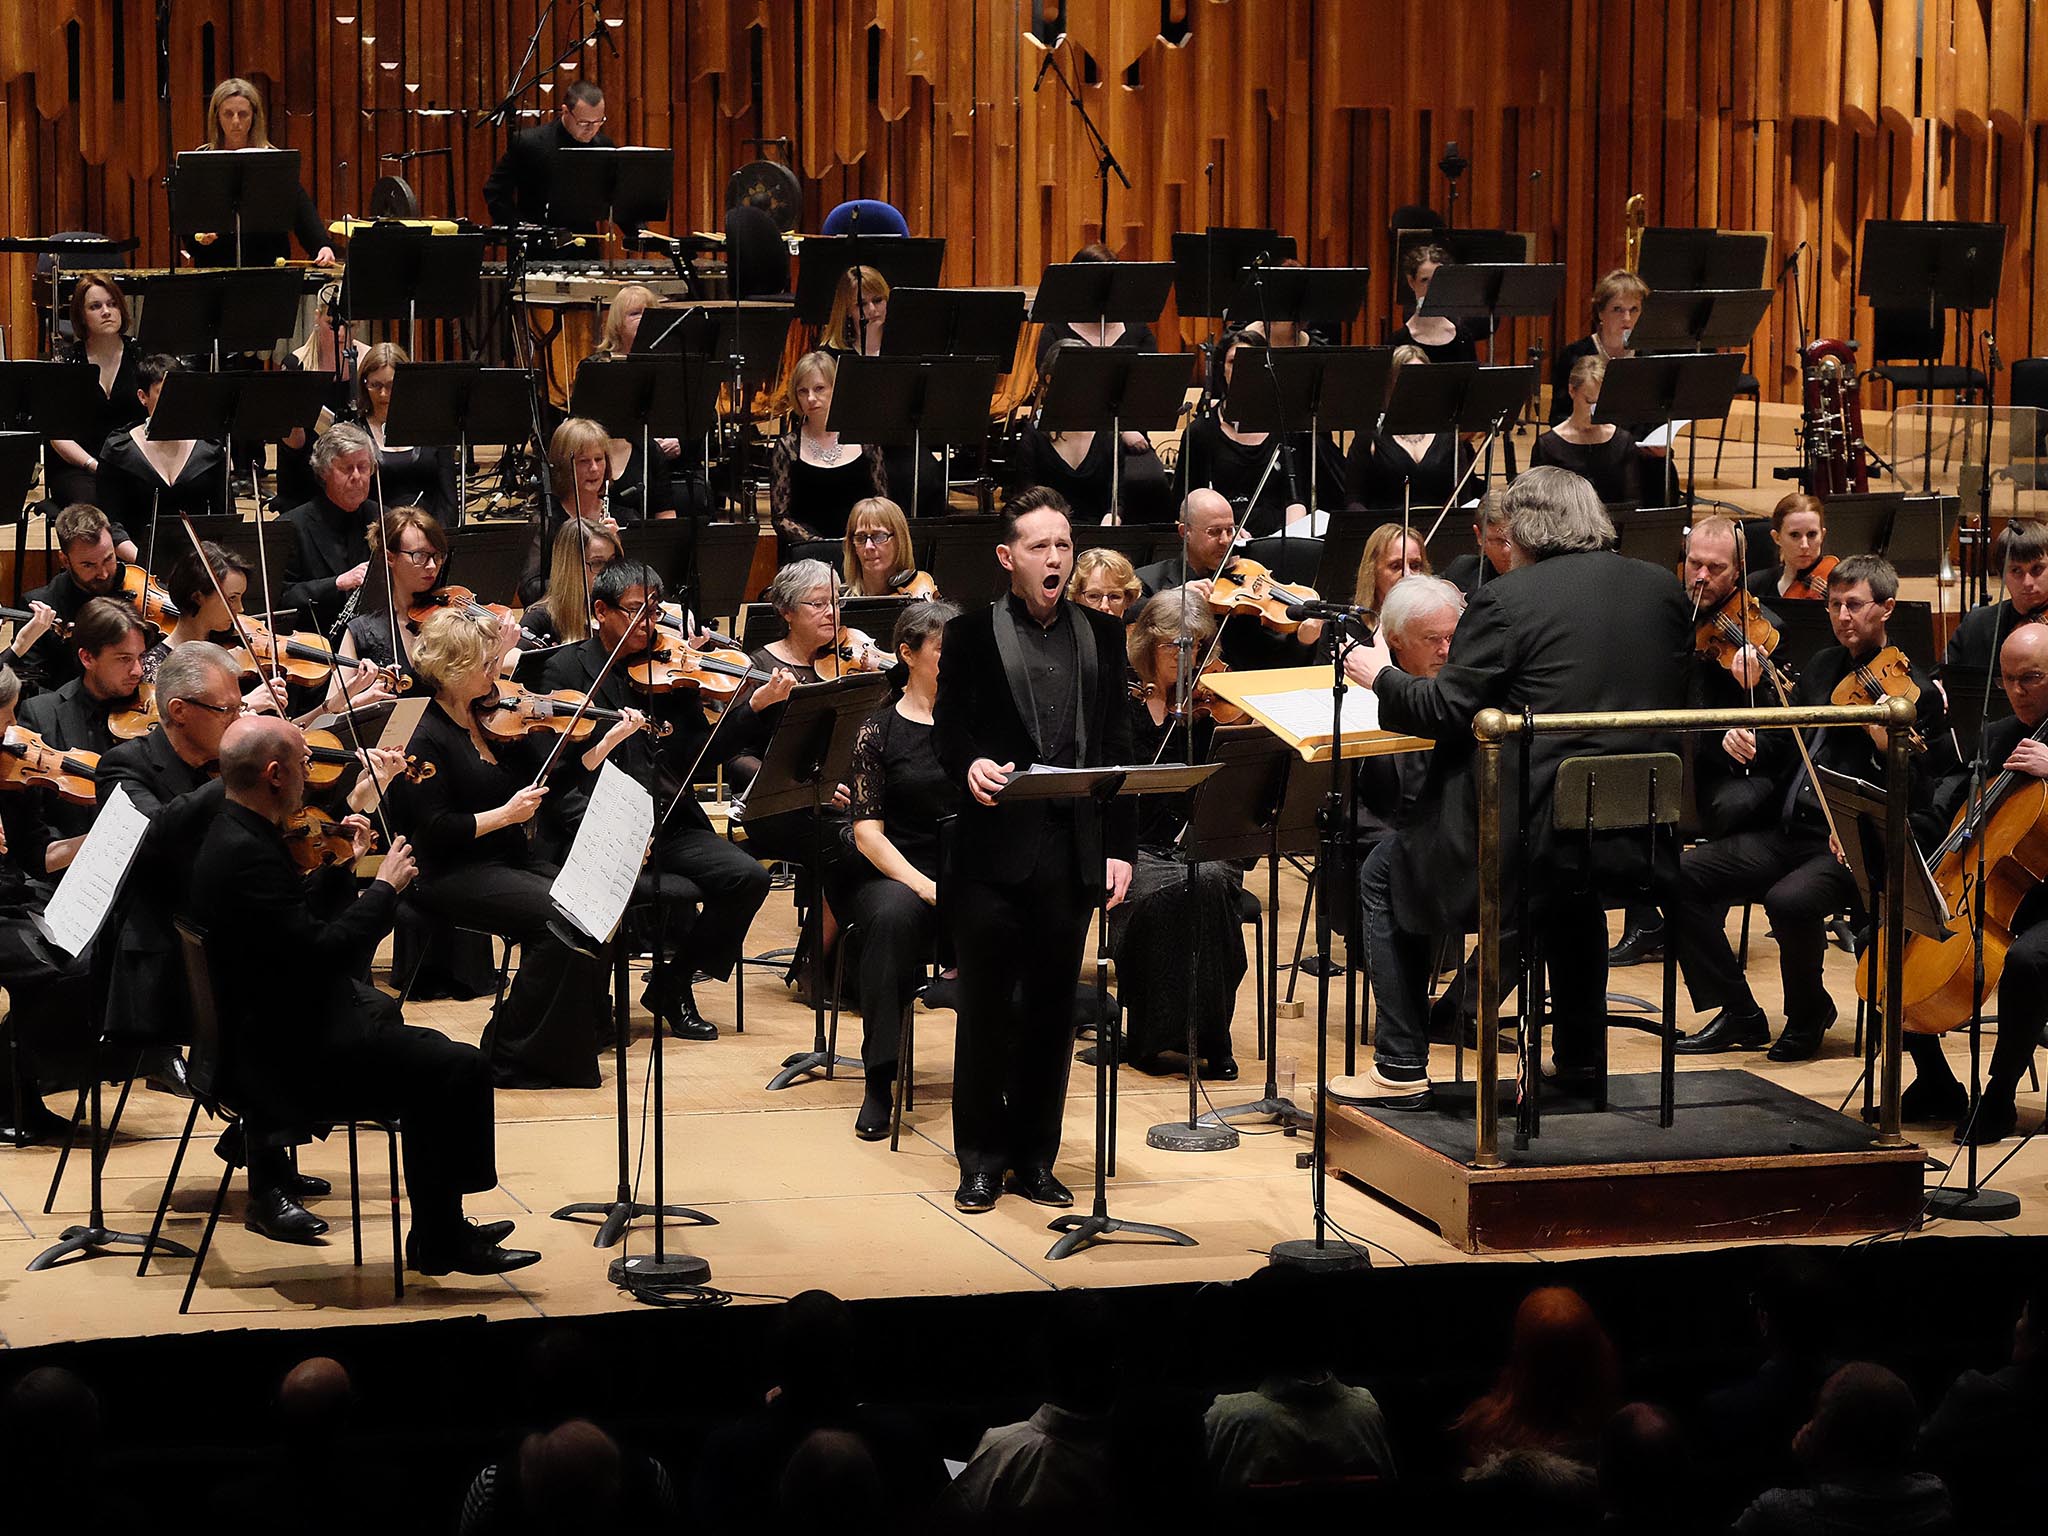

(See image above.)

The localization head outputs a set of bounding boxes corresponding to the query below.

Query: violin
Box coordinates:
[117,564,180,631]
[235,616,409,692]
[1693,587,1781,674]
[812,626,890,680]
[406,585,514,630]
[627,642,772,700]
[1207,557,1320,634]
[474,681,674,744]
[1828,645,1924,752]
[0,605,71,641]
[282,806,368,873]
[108,683,160,741]
[0,726,99,805]
[1782,553,1839,602]
[887,569,940,599]
[1130,658,1245,725]
[303,727,435,787]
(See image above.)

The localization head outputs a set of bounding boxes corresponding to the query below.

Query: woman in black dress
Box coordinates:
[1548,269,1648,422]
[1109,590,1246,1076]
[1345,345,1480,512]
[93,354,226,546]
[44,272,146,508]
[330,505,460,689]
[180,77,333,267]
[1007,338,1175,524]
[770,351,887,546]
[1398,244,1481,363]
[1178,330,1340,536]
[355,342,459,523]
[519,416,625,603]
[1532,355,1643,505]
[398,609,644,1089]
[833,600,960,1137]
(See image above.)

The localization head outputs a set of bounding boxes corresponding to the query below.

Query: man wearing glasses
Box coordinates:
[1674,555,1951,1064]
[1905,621,2048,1144]
[483,80,614,232]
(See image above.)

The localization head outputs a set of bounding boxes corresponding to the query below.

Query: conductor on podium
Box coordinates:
[933,493,1135,1216]
[483,81,614,229]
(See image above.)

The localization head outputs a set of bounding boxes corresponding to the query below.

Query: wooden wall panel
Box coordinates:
[4,0,2047,403]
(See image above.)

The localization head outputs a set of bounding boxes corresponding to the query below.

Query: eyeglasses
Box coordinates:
[181,698,246,717]
[796,596,838,612]
[394,548,444,567]
[852,530,895,547]
[2001,670,2048,691]
[1824,597,1875,616]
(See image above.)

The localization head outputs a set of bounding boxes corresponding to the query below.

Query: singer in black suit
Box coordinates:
[1345,468,1693,1081]
[932,495,1136,1214]
[482,82,615,228]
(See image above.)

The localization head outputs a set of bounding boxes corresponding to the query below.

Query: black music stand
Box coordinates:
[134,271,306,365]
[1614,505,1692,567]
[994,760,1221,1259]
[1596,353,1746,506]
[1031,261,1176,334]
[641,300,796,515]
[880,288,1027,361]
[151,369,329,539]
[1037,351,1190,526]
[750,674,893,1090]
[918,515,1008,607]
[1381,363,1538,542]
[443,524,533,608]
[792,235,948,325]
[341,226,486,354]
[1637,228,1772,291]
[738,597,908,652]
[1221,347,1391,514]
[0,362,102,603]
[1630,287,1776,355]
[0,431,40,611]
[694,523,766,629]
[1170,229,1298,324]
[827,355,1000,520]
[548,147,675,256]
[384,363,532,522]
[1192,728,1322,1131]
[171,149,303,268]
[1416,263,1566,362]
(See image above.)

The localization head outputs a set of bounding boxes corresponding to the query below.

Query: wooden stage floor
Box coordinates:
[2,850,2043,1353]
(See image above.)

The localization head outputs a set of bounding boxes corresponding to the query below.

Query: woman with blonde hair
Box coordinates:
[1351,522,1432,625]
[523,518,624,647]
[841,498,934,597]
[1345,344,1481,511]
[1067,547,1142,620]
[185,77,333,266]
[1549,269,1649,422]
[770,350,886,545]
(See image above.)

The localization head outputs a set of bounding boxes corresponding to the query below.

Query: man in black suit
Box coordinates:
[18,503,137,691]
[933,494,1136,1213]
[184,714,537,1275]
[277,423,380,635]
[1675,555,1948,1061]
[1940,516,2048,687]
[537,560,771,1039]
[1133,489,1325,671]
[1438,493,1514,596]
[483,81,614,229]
[1345,466,1693,1082]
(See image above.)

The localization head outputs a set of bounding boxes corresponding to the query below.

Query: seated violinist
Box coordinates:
[185,714,539,1277]
[92,353,227,550]
[332,505,453,687]
[20,504,139,689]
[398,610,641,1089]
[1905,622,2048,1144]
[841,498,937,599]
[520,518,622,649]
[1134,489,1323,670]
[0,665,93,1145]
[537,560,772,1041]
[278,423,381,636]
[146,540,296,714]
[1674,555,1948,1063]
[1747,494,1834,599]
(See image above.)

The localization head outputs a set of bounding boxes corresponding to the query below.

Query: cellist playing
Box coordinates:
[1904,622,2048,1144]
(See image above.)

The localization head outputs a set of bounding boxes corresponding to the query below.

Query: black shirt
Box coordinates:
[1008,592,1078,766]
[397,699,553,871]
[19,565,132,690]
[1531,426,1643,505]
[845,705,958,880]
[1344,426,1478,511]
[1178,412,1341,535]
[1943,598,2045,684]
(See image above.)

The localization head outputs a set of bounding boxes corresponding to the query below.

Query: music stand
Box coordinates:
[547,146,675,257]
[1220,347,1391,513]
[1614,506,1693,568]
[641,300,797,516]
[880,288,1026,361]
[792,235,948,326]
[1169,228,1297,323]
[341,226,486,355]
[827,355,1000,521]
[918,515,1008,607]
[1629,287,1776,355]
[695,522,766,628]
[443,524,533,608]
[737,597,909,651]
[1416,263,1566,362]
[1037,351,1191,526]
[134,271,305,365]
[994,760,1221,1259]
[1191,728,1322,1131]
[0,361,103,602]
[1595,352,1746,505]
[748,674,893,1090]
[151,369,329,538]
[1637,228,1772,291]
[1380,363,1538,543]
[384,363,532,523]
[172,149,304,268]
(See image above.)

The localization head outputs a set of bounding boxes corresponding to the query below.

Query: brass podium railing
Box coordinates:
[1470,695,1919,1168]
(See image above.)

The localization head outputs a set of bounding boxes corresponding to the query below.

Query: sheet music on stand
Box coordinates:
[1203,665,1433,764]
[34,784,150,957]
[551,762,655,946]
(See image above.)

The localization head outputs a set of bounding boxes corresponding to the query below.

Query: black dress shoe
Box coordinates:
[1674,1006,1770,1055]
[954,1172,1003,1213]
[1005,1167,1074,1208]
[405,1225,542,1276]
[854,1073,893,1141]
[142,1048,194,1099]
[0,1096,73,1146]
[1956,1094,2020,1146]
[1199,1055,1239,1082]
[1606,925,1666,966]
[1901,1077,1968,1123]
[1766,1015,1833,1062]
[245,1186,330,1244]
[644,985,719,1041]
[279,1170,332,1201]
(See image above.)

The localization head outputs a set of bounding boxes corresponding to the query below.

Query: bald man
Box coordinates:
[183,716,537,1274]
[1905,622,2048,1143]
[1133,489,1324,669]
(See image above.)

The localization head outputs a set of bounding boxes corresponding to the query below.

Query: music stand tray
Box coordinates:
[1237,267,1373,333]
[1379,363,1536,438]
[1637,228,1773,291]
[880,288,1026,361]
[342,227,486,323]
[548,147,676,235]
[444,524,533,608]
[1857,221,2007,313]
[150,369,329,445]
[827,356,1000,517]
[135,271,306,359]
[1030,261,1176,329]
[172,150,304,265]
[792,235,948,325]
[569,355,723,444]
[641,302,796,392]
[1169,228,1298,320]
[1628,288,1775,354]
[0,362,104,445]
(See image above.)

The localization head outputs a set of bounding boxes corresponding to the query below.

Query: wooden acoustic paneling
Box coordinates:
[4,0,2048,407]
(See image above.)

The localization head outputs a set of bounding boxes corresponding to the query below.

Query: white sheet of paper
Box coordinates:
[36,783,150,957]
[375,696,431,757]
[1639,419,1693,449]
[550,761,654,945]
[1249,683,1384,743]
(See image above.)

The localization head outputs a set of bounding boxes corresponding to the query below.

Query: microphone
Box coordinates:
[1984,330,2002,372]
[1284,599,1375,623]
[1779,239,1808,278]
[1034,46,1056,91]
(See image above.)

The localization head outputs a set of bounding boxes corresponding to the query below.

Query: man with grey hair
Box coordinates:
[1343,467,1692,1085]
[279,421,380,632]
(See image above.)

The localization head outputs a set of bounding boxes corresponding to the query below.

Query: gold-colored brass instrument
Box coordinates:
[1623,193,1647,274]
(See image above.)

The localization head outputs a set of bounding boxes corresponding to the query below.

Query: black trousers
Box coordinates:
[1674,828,1853,1028]
[412,861,603,1089]
[652,824,772,983]
[840,871,938,1070]
[1906,915,2048,1097]
[1538,894,1612,1072]
[0,912,90,1104]
[950,834,1091,1179]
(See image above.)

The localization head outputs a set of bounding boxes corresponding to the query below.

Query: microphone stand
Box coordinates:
[1036,39,1131,243]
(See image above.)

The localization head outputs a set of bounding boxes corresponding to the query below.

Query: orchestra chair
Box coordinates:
[820,200,909,238]
[2009,360,2048,492]
[1868,310,1988,465]
[395,900,513,1015]
[787,538,843,568]
[147,921,404,1312]
[1711,356,1763,488]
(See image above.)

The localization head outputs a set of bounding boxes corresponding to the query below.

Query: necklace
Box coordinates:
[805,431,848,467]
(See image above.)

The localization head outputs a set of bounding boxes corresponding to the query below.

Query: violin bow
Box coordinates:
[530,589,659,790]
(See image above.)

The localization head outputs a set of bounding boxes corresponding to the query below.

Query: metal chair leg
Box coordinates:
[348,1122,363,1268]
[179,1153,238,1316]
[1251,911,1266,1061]
[139,1098,204,1277]
[386,1124,403,1302]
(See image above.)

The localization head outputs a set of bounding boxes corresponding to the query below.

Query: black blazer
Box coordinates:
[183,802,396,1115]
[95,727,227,1045]
[93,430,226,539]
[20,677,127,846]
[19,565,137,691]
[932,597,1136,891]
[483,121,617,228]
[1942,598,2041,686]
[536,638,720,837]
[278,490,381,634]
[1373,548,1693,931]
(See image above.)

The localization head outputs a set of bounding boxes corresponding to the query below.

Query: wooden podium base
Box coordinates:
[1324,1068,1926,1254]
